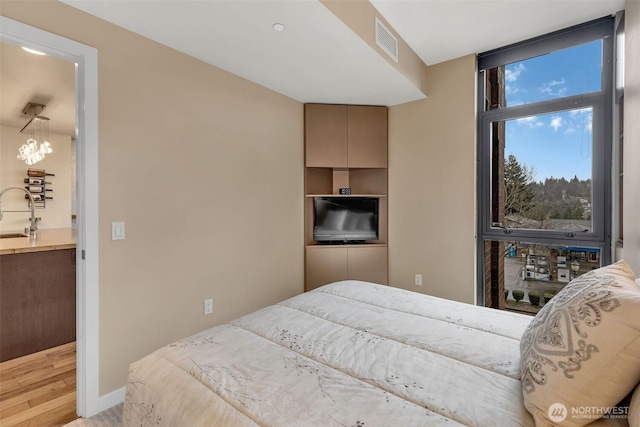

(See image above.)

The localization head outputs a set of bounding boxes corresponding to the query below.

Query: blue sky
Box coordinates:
[503,40,602,181]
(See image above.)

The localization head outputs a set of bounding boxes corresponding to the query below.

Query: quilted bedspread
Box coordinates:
[122,280,611,426]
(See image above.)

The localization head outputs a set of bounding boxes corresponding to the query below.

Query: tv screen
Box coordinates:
[313,197,379,243]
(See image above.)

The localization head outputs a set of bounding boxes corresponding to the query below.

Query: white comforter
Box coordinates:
[122,281,548,426]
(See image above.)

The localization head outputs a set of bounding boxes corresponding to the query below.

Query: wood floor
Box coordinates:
[0,342,78,426]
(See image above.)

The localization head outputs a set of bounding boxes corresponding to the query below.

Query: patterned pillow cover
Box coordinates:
[520,260,640,427]
[630,383,640,427]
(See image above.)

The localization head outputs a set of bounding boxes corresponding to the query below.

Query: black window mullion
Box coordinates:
[480,92,603,123]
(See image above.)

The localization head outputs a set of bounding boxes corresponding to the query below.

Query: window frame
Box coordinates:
[476,16,615,306]
[479,95,608,242]
[614,11,625,246]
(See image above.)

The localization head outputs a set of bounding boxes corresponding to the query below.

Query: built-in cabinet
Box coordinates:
[305,245,388,291]
[305,104,387,168]
[304,103,388,291]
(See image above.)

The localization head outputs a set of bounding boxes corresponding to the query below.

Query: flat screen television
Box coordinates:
[313,196,379,243]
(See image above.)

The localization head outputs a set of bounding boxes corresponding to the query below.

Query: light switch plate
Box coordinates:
[204,299,213,315]
[111,221,125,240]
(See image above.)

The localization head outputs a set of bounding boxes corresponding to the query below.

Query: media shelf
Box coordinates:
[309,242,388,247]
[304,103,388,291]
[305,194,387,198]
[304,197,388,246]
[305,167,387,196]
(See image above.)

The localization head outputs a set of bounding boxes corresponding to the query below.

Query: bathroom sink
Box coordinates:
[0,232,28,239]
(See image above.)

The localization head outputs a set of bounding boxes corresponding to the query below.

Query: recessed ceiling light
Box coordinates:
[22,47,46,56]
[273,23,285,32]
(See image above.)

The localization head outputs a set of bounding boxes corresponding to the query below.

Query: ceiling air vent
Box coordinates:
[375,17,398,63]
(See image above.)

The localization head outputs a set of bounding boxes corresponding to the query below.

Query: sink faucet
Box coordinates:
[0,187,40,236]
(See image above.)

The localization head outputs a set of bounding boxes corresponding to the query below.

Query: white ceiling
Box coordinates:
[1,0,625,137]
[0,42,75,136]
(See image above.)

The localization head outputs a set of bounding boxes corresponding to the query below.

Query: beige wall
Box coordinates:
[0,1,304,395]
[388,55,477,304]
[0,125,73,231]
[622,0,640,273]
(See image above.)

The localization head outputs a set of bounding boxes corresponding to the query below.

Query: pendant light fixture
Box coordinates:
[17,102,52,165]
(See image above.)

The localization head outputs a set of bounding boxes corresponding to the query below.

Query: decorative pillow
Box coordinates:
[520,260,640,427]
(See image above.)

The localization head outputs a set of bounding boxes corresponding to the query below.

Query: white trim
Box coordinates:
[99,386,126,412]
[0,17,100,417]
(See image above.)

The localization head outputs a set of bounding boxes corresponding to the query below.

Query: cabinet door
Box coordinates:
[305,104,348,167]
[347,105,388,168]
[305,246,348,291]
[348,246,388,285]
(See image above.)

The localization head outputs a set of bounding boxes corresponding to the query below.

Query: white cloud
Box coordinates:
[547,78,566,87]
[516,116,544,128]
[540,86,567,96]
[505,63,526,83]
[550,116,564,131]
[568,108,593,133]
[569,107,592,118]
[540,77,567,97]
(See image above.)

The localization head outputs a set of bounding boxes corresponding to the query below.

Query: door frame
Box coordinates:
[0,16,100,417]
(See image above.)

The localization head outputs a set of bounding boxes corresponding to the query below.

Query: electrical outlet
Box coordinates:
[204,298,213,315]
[415,274,423,286]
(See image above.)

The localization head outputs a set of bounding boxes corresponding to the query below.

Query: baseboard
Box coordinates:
[98,386,126,412]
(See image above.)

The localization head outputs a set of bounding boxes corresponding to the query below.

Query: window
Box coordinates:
[477,17,614,311]
[615,12,625,245]
[493,107,596,233]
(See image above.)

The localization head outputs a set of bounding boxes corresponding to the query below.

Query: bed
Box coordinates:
[123,262,640,427]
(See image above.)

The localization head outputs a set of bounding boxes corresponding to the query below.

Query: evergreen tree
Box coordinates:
[504,154,535,215]
[502,154,592,223]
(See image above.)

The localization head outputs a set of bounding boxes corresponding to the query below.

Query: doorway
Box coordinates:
[0,16,99,418]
